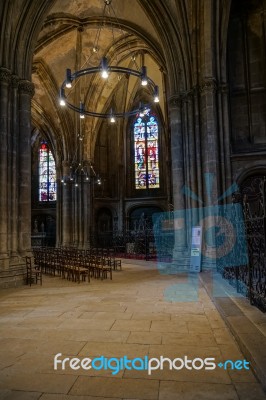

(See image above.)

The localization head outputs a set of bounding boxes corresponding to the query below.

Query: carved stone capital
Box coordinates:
[0,68,11,84]
[219,82,228,94]
[11,75,19,88]
[18,80,35,97]
[192,85,200,96]
[200,77,217,94]
[168,94,183,108]
[176,85,200,104]
[185,88,196,102]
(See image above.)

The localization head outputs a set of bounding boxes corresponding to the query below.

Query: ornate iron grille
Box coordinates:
[242,176,266,311]
[90,224,174,261]
[219,175,266,312]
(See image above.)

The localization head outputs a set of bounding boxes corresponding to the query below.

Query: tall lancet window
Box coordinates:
[134,109,160,190]
[39,141,57,202]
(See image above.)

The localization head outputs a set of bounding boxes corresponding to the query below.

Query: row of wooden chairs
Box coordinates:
[90,248,122,271]
[30,246,122,284]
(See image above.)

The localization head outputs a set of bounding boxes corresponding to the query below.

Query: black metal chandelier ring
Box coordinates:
[59,59,160,119]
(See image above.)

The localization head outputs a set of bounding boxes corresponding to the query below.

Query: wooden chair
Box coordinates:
[25,256,42,286]
[74,257,90,283]
[108,254,122,271]
[99,257,112,280]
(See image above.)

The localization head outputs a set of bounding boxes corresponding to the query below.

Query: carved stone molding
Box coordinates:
[0,68,11,84]
[11,75,19,89]
[18,80,35,97]
[200,77,217,94]
[186,86,199,102]
[169,79,225,105]
[171,85,200,105]
[218,82,228,94]
[168,94,184,108]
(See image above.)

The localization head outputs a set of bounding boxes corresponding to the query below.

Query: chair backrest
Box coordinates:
[25,256,32,269]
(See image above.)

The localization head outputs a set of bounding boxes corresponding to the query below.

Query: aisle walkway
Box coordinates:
[0,260,265,400]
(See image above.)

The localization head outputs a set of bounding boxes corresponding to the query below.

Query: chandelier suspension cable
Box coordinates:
[108,0,141,72]
[61,112,100,185]
[64,1,109,97]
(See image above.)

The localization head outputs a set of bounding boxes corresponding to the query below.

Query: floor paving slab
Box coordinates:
[0,261,265,399]
[40,395,122,400]
[200,271,266,392]
[0,390,42,400]
[70,376,159,399]
[159,381,239,400]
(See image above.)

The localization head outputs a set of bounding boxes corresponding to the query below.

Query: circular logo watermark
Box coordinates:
[200,215,236,259]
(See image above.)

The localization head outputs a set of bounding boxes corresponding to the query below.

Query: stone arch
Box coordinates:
[235,164,266,187]
[127,204,163,231]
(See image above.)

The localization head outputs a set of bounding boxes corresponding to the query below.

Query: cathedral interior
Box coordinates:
[0,0,266,399]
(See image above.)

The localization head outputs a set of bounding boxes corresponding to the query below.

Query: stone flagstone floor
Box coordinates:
[0,259,265,400]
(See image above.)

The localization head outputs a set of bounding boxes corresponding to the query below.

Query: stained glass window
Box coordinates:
[39,142,57,202]
[134,109,160,190]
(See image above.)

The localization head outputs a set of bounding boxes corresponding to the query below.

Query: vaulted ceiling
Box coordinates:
[32,0,168,160]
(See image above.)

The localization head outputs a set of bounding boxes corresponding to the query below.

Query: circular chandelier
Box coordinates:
[61,160,102,187]
[58,0,160,121]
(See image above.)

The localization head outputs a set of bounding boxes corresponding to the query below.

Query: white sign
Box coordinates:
[190,226,202,272]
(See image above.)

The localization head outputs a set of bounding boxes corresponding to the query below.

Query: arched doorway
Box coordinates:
[125,206,163,259]
[95,208,113,248]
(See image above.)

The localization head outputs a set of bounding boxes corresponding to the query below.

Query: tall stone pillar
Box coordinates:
[73,184,79,246]
[56,167,62,247]
[0,68,11,262]
[218,83,232,196]
[200,78,220,202]
[84,182,94,248]
[168,95,187,252]
[184,90,201,225]
[10,75,19,254]
[82,181,89,248]
[17,80,35,254]
[169,95,185,210]
[61,161,72,245]
[200,78,220,267]
[80,161,91,248]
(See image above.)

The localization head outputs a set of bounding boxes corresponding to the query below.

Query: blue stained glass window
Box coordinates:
[134,109,160,190]
[39,142,56,202]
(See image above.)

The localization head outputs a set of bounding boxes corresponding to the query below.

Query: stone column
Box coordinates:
[0,68,11,261]
[193,85,204,222]
[61,161,72,245]
[17,80,35,254]
[219,83,232,196]
[185,90,200,225]
[200,78,220,267]
[200,78,220,202]
[10,75,19,254]
[169,95,185,210]
[56,166,62,247]
[81,161,91,249]
[168,95,187,252]
[81,181,89,248]
[73,183,79,246]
